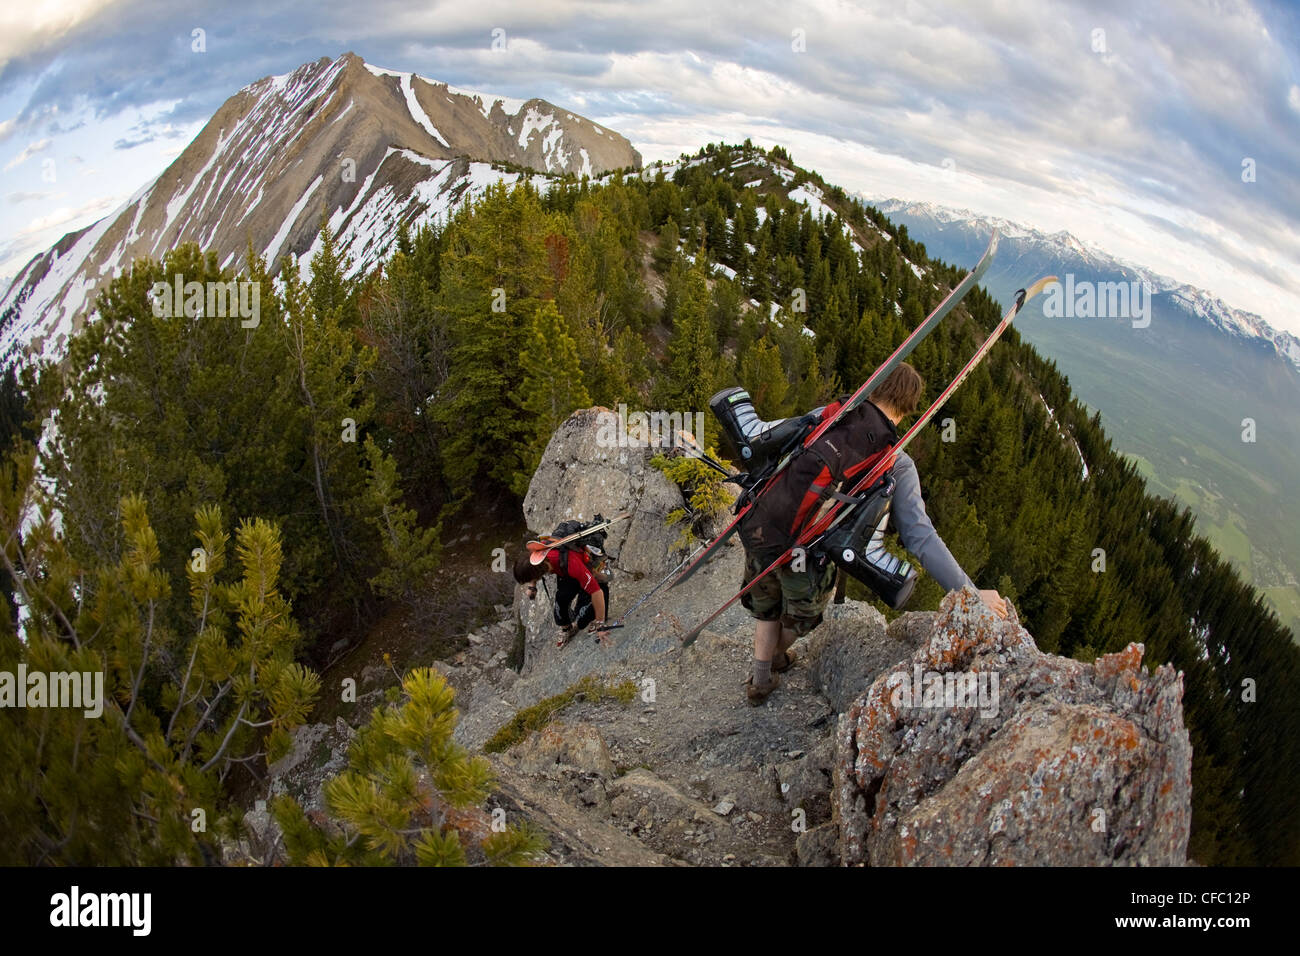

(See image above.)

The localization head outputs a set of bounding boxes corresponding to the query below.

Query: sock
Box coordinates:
[752,658,772,686]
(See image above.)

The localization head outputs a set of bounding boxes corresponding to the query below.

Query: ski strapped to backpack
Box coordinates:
[668,229,1002,592]
[527,512,631,565]
[679,275,1058,646]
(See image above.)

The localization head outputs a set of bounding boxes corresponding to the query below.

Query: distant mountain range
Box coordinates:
[872,196,1300,636]
[872,198,1300,372]
[0,52,640,363]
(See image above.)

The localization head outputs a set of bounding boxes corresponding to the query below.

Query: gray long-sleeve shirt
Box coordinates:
[889,451,975,593]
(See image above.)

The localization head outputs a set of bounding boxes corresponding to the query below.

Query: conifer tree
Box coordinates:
[280,252,377,595]
[272,667,546,866]
[738,335,789,420]
[38,244,308,614]
[0,463,319,864]
[360,246,447,510]
[656,261,717,429]
[308,212,358,327]
[653,217,680,273]
[517,301,592,493]
[435,182,557,511]
[359,438,442,601]
[606,327,653,407]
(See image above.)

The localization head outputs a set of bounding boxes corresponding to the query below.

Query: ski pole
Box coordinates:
[593,542,707,634]
[674,429,733,478]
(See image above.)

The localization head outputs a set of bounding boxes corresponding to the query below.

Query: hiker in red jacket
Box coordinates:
[513,541,611,644]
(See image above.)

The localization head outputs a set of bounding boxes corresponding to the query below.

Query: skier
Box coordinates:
[513,521,613,644]
[735,363,1008,705]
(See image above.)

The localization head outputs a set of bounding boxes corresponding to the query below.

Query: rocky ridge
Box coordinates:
[245,407,1192,867]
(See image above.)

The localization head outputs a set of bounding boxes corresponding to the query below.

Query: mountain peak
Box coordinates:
[0,52,641,364]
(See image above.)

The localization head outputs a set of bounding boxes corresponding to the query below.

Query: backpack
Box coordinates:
[738,399,897,558]
[549,515,609,572]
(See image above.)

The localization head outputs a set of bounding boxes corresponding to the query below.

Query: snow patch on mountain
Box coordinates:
[266,174,323,266]
[444,84,527,121]
[400,75,450,148]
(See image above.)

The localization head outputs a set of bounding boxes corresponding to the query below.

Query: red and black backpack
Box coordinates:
[737,398,897,558]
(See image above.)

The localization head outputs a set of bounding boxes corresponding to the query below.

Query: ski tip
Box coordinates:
[972,228,1000,275]
[1012,276,1059,316]
[1024,275,1059,302]
[681,627,703,647]
[529,549,550,565]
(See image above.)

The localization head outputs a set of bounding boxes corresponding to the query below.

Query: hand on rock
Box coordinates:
[978,589,1008,620]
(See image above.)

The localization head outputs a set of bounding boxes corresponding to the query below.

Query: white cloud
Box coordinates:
[0,0,119,69]
[14,194,118,238]
[1289,84,1300,113]
[4,137,52,170]
[0,192,123,280]
[7,190,62,203]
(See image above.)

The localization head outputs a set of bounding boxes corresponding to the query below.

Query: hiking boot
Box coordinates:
[745,673,780,706]
[772,647,797,673]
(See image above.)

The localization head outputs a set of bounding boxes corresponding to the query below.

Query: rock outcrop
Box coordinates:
[833,589,1192,866]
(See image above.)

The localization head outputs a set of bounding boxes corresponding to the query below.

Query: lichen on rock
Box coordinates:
[833,587,1192,866]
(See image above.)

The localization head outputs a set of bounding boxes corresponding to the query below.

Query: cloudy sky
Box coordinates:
[2,0,1299,331]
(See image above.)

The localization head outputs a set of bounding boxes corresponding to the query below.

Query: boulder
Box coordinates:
[805,600,894,713]
[508,721,617,780]
[521,407,691,579]
[833,588,1192,866]
[488,758,680,866]
[511,406,747,695]
[266,716,357,814]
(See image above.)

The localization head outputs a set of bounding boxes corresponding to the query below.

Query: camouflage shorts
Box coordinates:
[739,548,837,636]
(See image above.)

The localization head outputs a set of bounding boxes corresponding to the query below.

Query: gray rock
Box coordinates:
[833,588,1192,866]
[796,823,839,867]
[266,718,356,814]
[886,610,937,649]
[489,758,680,867]
[773,736,835,826]
[804,600,896,712]
[507,721,616,780]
